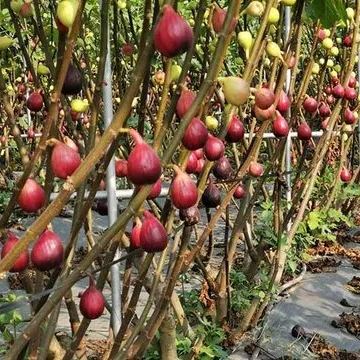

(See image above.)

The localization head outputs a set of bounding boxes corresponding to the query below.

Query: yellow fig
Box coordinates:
[57,0,76,28]
[37,64,50,75]
[330,70,338,78]
[326,59,334,68]
[346,7,355,20]
[281,0,296,5]
[10,0,23,13]
[237,31,253,59]
[71,99,89,113]
[0,36,13,51]
[117,0,126,9]
[244,1,264,17]
[330,46,339,56]
[205,116,219,130]
[343,124,353,133]
[312,63,320,74]
[267,8,280,24]
[322,38,333,50]
[323,29,331,37]
[170,64,182,82]
[266,41,282,59]
[153,70,165,85]
[334,64,341,73]
[219,76,250,107]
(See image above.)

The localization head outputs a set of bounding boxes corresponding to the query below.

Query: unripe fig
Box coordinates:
[0,36,13,51]
[205,116,218,130]
[255,87,275,110]
[266,41,282,58]
[57,0,77,28]
[244,1,264,17]
[322,38,333,49]
[237,31,253,58]
[281,0,296,5]
[219,76,250,106]
[267,8,280,24]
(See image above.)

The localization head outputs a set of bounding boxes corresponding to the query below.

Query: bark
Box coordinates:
[159,308,178,360]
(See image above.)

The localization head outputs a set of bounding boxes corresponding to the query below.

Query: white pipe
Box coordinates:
[49,187,169,201]
[101,3,121,334]
[284,6,292,208]
[15,130,333,140]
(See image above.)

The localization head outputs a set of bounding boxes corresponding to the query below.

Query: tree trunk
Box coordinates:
[159,308,178,360]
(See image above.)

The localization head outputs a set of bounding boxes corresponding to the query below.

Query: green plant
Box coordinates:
[230,271,252,312]
[0,293,24,350]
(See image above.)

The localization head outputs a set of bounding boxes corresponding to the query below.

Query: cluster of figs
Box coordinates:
[2,1,356,321]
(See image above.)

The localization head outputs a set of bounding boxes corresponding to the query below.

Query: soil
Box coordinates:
[307,256,341,273]
[307,333,360,359]
[308,242,360,270]
[347,276,360,294]
[332,312,360,339]
[243,333,360,359]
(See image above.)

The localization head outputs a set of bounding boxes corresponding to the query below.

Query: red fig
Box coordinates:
[255,87,275,110]
[202,180,221,208]
[51,141,81,179]
[79,277,105,319]
[17,178,45,213]
[186,152,198,174]
[140,211,168,252]
[332,84,345,98]
[31,230,64,271]
[340,168,352,182]
[154,5,193,58]
[213,156,232,179]
[297,122,312,141]
[115,159,128,178]
[204,134,225,161]
[1,232,29,273]
[27,92,43,112]
[127,129,162,185]
[225,115,245,143]
[272,113,289,138]
[277,90,291,113]
[234,184,246,199]
[176,88,196,119]
[303,97,318,113]
[170,166,198,209]
[318,103,331,117]
[212,4,236,34]
[182,118,208,150]
[248,161,264,177]
[130,219,142,249]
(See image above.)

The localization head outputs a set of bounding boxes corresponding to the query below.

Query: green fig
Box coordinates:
[37,64,50,75]
[71,99,89,113]
[322,38,333,49]
[170,64,182,82]
[10,0,23,13]
[266,41,282,59]
[57,0,76,28]
[0,36,13,50]
[267,8,280,24]
[244,1,264,17]
[237,31,253,59]
[219,76,250,106]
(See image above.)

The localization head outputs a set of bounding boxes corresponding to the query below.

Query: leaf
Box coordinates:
[288,259,298,273]
[307,211,320,230]
[307,0,347,28]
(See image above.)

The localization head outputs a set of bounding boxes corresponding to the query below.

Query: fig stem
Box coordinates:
[46,138,61,147]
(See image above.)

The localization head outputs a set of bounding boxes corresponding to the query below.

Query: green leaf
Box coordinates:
[307,211,320,230]
[307,0,347,28]
[2,328,13,343]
